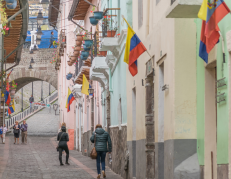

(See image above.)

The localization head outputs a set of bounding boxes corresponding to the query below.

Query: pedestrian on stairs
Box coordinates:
[13,121,20,144]
[21,120,28,144]
[29,95,34,109]
[90,124,112,179]
[2,124,7,144]
[57,126,70,166]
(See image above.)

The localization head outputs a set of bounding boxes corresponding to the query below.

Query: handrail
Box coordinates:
[5,90,58,129]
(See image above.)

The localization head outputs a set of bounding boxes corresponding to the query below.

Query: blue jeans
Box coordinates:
[96,151,106,174]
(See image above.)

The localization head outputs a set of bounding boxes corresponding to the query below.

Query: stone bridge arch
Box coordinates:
[7,49,58,92]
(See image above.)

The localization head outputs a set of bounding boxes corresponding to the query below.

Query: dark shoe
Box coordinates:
[65,162,70,165]
[14,143,15,144]
[60,163,64,166]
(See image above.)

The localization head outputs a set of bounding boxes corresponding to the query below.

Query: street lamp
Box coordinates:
[88,88,94,95]
[37,10,44,25]
[28,63,33,70]
[31,58,35,64]
[36,37,41,45]
[36,26,44,39]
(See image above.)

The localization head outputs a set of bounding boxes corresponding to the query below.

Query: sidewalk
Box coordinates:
[0,136,122,179]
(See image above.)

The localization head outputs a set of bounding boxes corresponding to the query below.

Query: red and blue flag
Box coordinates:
[198,0,230,63]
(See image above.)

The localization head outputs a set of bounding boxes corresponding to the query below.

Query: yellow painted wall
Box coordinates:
[174,19,197,140]
[128,1,197,142]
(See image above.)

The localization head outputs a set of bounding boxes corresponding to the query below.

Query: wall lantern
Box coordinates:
[28,63,33,70]
[37,10,44,25]
[88,88,94,95]
[36,26,44,39]
[36,38,41,45]
[31,58,35,64]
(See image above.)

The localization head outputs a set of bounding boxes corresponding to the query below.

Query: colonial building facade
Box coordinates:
[51,0,231,178]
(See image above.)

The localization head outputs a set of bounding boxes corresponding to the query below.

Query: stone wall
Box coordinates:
[108,126,128,179]
[82,130,94,157]
[7,48,58,90]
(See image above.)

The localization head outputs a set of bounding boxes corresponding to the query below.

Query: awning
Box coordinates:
[4,0,28,63]
[68,0,92,20]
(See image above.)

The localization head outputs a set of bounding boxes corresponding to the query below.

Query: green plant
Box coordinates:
[0,2,8,35]
[10,80,17,89]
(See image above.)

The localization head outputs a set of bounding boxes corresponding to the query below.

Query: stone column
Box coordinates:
[145,76,155,178]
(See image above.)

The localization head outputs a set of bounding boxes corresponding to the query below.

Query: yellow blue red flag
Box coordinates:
[198,0,230,63]
[123,17,147,76]
[65,87,75,112]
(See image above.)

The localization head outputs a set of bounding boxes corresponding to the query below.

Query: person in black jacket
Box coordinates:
[13,121,21,144]
[57,126,69,165]
[90,124,112,178]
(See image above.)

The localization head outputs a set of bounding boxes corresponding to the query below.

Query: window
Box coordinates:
[138,0,143,28]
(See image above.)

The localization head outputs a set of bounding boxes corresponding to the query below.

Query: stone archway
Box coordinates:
[7,49,58,91]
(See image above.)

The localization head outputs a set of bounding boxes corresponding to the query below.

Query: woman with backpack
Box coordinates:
[57,126,69,165]
[90,124,112,179]
[13,121,20,144]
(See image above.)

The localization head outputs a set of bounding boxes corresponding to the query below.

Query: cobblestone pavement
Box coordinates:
[0,136,122,179]
[25,105,59,136]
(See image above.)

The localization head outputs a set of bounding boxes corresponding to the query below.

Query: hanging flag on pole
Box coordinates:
[65,87,75,112]
[81,74,90,95]
[122,16,147,76]
[8,99,15,114]
[198,0,230,63]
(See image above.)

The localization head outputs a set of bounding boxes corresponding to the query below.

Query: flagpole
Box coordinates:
[122,15,152,59]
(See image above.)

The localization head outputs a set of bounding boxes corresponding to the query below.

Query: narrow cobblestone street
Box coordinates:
[0,136,122,179]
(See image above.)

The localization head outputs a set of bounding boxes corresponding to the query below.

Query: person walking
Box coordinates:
[49,31,54,48]
[90,124,112,179]
[21,120,28,144]
[57,126,70,166]
[13,121,20,144]
[29,95,34,108]
[2,124,7,144]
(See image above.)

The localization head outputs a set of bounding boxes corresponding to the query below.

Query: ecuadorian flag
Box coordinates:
[198,0,230,63]
[124,18,147,76]
[8,100,15,115]
[65,87,75,112]
[81,74,93,96]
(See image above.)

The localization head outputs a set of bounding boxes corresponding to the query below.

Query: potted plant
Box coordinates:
[89,16,98,26]
[76,34,83,41]
[83,44,91,51]
[74,45,81,51]
[73,50,80,56]
[76,40,82,46]
[67,61,73,66]
[80,55,87,61]
[82,31,93,48]
[0,4,9,35]
[66,72,72,80]
[102,17,118,37]
[81,51,89,58]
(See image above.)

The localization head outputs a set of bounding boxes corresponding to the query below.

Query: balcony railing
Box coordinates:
[101,8,120,38]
